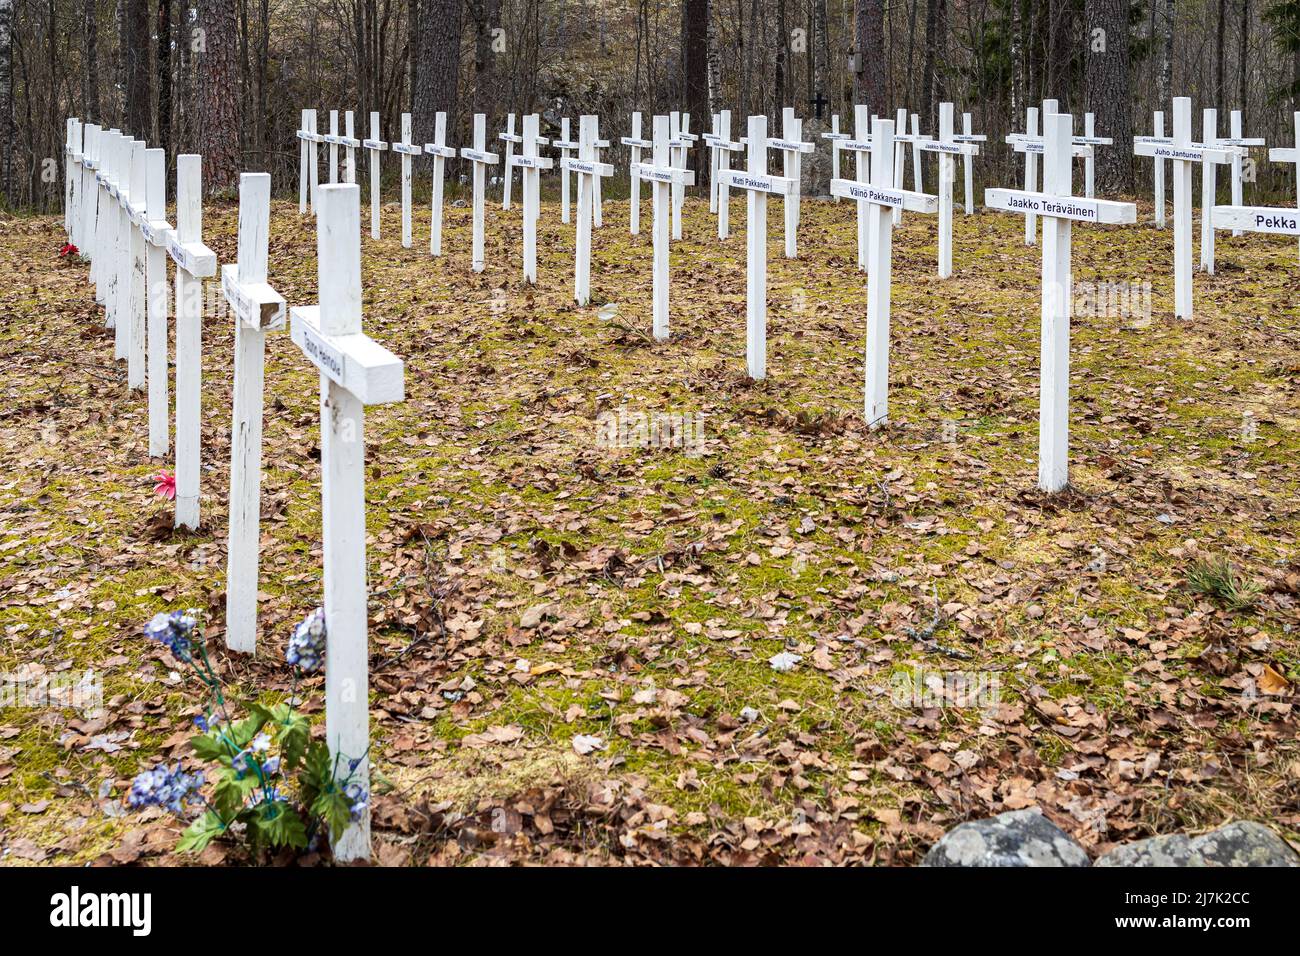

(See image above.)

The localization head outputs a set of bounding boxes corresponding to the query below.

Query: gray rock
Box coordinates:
[922,808,1090,867]
[1096,821,1299,867]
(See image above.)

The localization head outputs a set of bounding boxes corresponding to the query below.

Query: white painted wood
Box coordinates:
[114,133,133,362]
[460,114,499,273]
[669,112,696,239]
[621,113,651,235]
[778,108,813,258]
[399,113,414,248]
[1201,108,1218,273]
[909,113,924,192]
[920,103,979,277]
[517,113,552,283]
[1211,204,1300,235]
[1173,98,1194,319]
[1268,113,1300,261]
[1023,107,1039,243]
[1215,111,1268,236]
[288,182,405,864]
[568,115,611,305]
[425,112,454,257]
[343,111,358,184]
[224,172,285,655]
[143,148,170,459]
[716,111,734,240]
[558,118,576,226]
[364,112,386,240]
[708,113,721,213]
[892,108,907,225]
[843,105,873,271]
[986,112,1137,491]
[1084,113,1095,197]
[79,123,100,264]
[650,115,672,340]
[328,110,340,184]
[171,155,215,530]
[298,109,316,215]
[500,112,517,209]
[956,112,987,215]
[593,132,610,229]
[126,139,147,392]
[91,129,114,307]
[1153,111,1166,228]
[822,114,846,200]
[64,118,80,242]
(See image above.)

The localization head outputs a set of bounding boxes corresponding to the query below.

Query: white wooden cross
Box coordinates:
[140,148,171,459]
[297,109,320,215]
[705,112,742,240]
[500,112,518,210]
[1268,112,1300,261]
[1007,102,1097,242]
[1134,99,1231,318]
[907,112,927,191]
[919,102,979,278]
[669,111,696,239]
[821,113,848,201]
[86,125,106,300]
[839,105,874,271]
[362,112,387,240]
[1015,106,1040,242]
[423,111,455,257]
[167,155,217,530]
[92,129,120,313]
[1074,113,1116,198]
[124,139,147,391]
[391,113,422,249]
[459,113,500,273]
[620,112,650,234]
[954,112,986,214]
[342,111,359,184]
[1148,110,1167,228]
[79,123,100,270]
[1211,203,1300,249]
[64,119,82,244]
[325,110,341,184]
[634,114,695,340]
[705,112,721,212]
[593,131,611,228]
[772,107,814,258]
[986,112,1136,492]
[112,133,133,364]
[1198,108,1247,273]
[557,118,579,226]
[832,117,938,427]
[721,115,798,380]
[1214,110,1266,237]
[511,113,555,284]
[566,115,614,305]
[223,172,287,654]
[288,182,405,863]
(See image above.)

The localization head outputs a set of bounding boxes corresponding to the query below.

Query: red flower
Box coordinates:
[59,242,78,258]
[152,470,177,501]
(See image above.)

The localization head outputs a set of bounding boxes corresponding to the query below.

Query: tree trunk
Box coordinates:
[84,0,100,123]
[158,0,172,155]
[1238,0,1249,111]
[198,0,240,194]
[921,0,947,131]
[775,0,786,109]
[683,0,708,121]
[0,0,10,204]
[409,0,420,109]
[1215,0,1226,101]
[413,0,461,160]
[1085,0,1133,192]
[1156,0,1173,110]
[855,0,886,112]
[706,2,721,115]
[1047,0,1073,107]
[468,0,500,122]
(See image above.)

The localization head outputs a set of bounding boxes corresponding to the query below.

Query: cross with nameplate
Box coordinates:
[363,112,387,240]
[124,138,147,391]
[342,111,359,184]
[705,112,742,240]
[64,119,82,245]
[832,117,939,426]
[821,113,848,202]
[1134,98,1233,317]
[167,155,218,530]
[620,112,650,234]
[1148,110,1168,229]
[79,123,100,273]
[96,130,120,341]
[512,113,556,284]
[1268,112,1300,261]
[87,126,108,302]
[634,114,695,340]
[460,113,500,273]
[556,118,579,226]
[722,114,798,380]
[140,147,171,458]
[566,115,614,305]
[839,105,874,271]
[954,111,986,215]
[325,110,341,184]
[297,109,321,215]
[987,112,1136,492]
[392,113,423,249]
[500,113,519,210]
[424,111,456,257]
[704,113,721,213]
[920,102,979,278]
[289,182,405,863]
[773,107,814,258]
[1215,110,1266,237]
[112,133,133,363]
[1199,108,1248,273]
[223,172,287,654]
[669,112,696,239]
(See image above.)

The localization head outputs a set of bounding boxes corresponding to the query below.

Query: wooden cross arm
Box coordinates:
[124,199,145,226]
[141,218,172,247]
[920,141,979,156]
[296,131,325,143]
[423,143,457,158]
[338,136,361,148]
[839,139,874,152]
[166,233,218,278]
[322,134,343,145]
[894,134,935,144]
[1270,147,1300,164]
[1073,136,1114,145]
[84,158,98,170]
[821,132,851,141]
[1215,137,1267,147]
[362,138,388,151]
[829,178,938,213]
[1013,140,1094,158]
[222,264,287,331]
[619,137,652,148]
[1133,141,1234,163]
[460,147,500,164]
[563,157,615,177]
[767,137,816,153]
[509,154,555,170]
[1210,205,1300,236]
[499,132,523,143]
[555,139,583,150]
[632,162,696,186]
[667,138,694,149]
[290,306,405,406]
[984,188,1137,225]
[952,134,987,142]
[674,132,698,142]
[391,142,423,156]
[720,168,797,196]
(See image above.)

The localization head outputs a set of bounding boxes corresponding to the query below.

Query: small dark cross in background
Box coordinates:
[809,91,829,119]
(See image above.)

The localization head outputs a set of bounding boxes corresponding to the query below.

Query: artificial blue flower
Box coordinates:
[250,732,271,753]
[286,608,326,673]
[344,782,368,822]
[260,756,281,776]
[128,764,204,813]
[193,714,211,732]
[144,610,200,662]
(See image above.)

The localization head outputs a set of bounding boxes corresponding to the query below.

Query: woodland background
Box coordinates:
[1,0,1299,210]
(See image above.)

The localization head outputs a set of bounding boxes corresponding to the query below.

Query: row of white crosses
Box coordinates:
[64,119,215,530]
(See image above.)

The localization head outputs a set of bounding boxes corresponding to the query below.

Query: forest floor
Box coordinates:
[1,187,1298,865]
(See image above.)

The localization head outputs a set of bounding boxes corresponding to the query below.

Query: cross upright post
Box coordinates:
[514,113,555,283]
[1268,112,1300,261]
[424,111,456,257]
[460,114,500,273]
[362,112,387,239]
[620,113,650,235]
[500,112,518,210]
[954,112,987,215]
[141,148,171,459]
[298,109,320,215]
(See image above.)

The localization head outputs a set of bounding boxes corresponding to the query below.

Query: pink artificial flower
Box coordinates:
[60,242,79,258]
[152,470,177,501]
